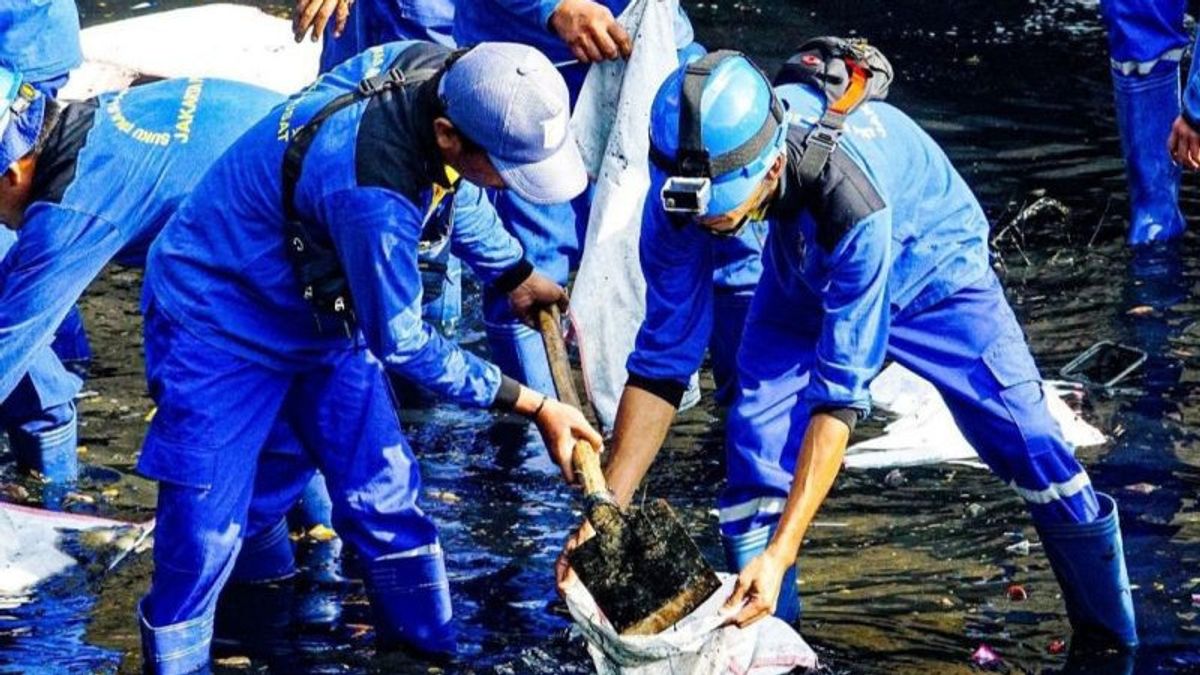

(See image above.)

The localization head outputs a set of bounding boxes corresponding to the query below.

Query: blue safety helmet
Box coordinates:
[0,63,45,171]
[649,51,786,220]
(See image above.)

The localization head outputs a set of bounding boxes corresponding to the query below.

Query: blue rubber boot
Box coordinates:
[138,599,214,675]
[721,524,800,623]
[364,546,457,659]
[1113,66,1186,246]
[229,518,297,584]
[8,399,79,483]
[1035,493,1138,651]
[484,319,555,396]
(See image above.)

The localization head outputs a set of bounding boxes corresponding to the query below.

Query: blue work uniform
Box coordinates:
[454,2,758,402]
[1098,0,1190,245]
[0,0,81,94]
[0,79,281,486]
[629,82,1106,620]
[137,41,532,672]
[319,0,455,72]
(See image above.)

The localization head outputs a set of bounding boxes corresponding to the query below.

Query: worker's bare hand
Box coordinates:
[721,547,791,629]
[508,271,568,325]
[293,0,352,43]
[534,398,603,485]
[1169,115,1200,171]
[549,0,633,63]
[555,519,596,596]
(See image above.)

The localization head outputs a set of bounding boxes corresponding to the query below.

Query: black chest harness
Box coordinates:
[281,44,459,337]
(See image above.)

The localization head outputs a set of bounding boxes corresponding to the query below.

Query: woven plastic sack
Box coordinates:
[564,573,818,674]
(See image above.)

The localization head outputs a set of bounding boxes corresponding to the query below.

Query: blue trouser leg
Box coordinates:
[1100,0,1189,245]
[709,219,767,406]
[1,347,82,485]
[719,259,1130,637]
[50,305,93,379]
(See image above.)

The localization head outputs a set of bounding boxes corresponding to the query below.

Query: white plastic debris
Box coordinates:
[61,3,319,101]
[564,573,818,675]
[844,363,1106,469]
[569,0,682,430]
[0,502,152,595]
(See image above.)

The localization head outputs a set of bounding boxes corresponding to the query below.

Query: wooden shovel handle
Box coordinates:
[537,307,608,498]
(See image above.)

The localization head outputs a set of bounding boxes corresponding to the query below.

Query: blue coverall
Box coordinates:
[455,1,761,403]
[0,0,89,482]
[319,0,455,73]
[1099,0,1191,244]
[137,42,537,672]
[0,80,280,487]
[628,82,1135,640]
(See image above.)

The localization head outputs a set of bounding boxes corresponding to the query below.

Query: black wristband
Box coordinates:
[491,374,521,411]
[491,259,535,295]
[812,405,861,432]
[625,372,688,408]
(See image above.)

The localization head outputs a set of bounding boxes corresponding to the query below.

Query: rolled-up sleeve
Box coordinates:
[804,208,893,416]
[625,184,713,405]
[323,187,503,408]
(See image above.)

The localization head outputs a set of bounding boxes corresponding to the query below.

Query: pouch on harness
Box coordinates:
[281,43,461,336]
[774,36,893,184]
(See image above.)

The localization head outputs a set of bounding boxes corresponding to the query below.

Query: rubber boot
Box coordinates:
[1035,492,1138,652]
[229,518,297,585]
[484,319,555,396]
[1113,66,1186,246]
[364,546,457,659]
[138,600,214,675]
[8,399,79,483]
[286,473,334,533]
[721,524,800,623]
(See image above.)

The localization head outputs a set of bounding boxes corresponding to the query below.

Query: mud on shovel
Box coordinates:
[537,307,721,635]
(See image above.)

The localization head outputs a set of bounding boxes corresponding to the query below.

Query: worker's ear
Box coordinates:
[765,152,786,181]
[433,116,465,163]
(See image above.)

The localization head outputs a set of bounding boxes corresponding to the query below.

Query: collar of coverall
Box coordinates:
[27,98,77,205]
[765,132,805,223]
[411,72,454,190]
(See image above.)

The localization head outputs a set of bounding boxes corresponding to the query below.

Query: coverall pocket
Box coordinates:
[979,332,1056,458]
[136,438,217,490]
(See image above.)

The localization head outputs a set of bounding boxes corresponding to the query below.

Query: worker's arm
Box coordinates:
[448,180,567,322]
[722,208,893,627]
[0,206,119,401]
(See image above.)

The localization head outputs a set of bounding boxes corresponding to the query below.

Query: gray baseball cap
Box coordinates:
[439,43,587,205]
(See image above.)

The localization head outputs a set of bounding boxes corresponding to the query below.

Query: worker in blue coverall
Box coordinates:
[0,0,93,484]
[136,41,603,672]
[0,66,281,490]
[1098,0,1190,245]
[558,45,1139,654]
[455,0,764,404]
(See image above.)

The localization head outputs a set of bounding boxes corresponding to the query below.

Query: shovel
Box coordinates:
[537,307,721,635]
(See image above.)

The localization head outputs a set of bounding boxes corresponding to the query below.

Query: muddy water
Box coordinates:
[3,0,1199,672]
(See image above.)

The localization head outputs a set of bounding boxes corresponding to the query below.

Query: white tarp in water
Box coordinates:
[569,0,681,431]
[564,573,817,675]
[60,4,319,101]
[844,363,1105,469]
[0,502,152,596]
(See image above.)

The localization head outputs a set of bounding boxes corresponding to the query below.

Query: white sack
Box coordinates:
[569,0,681,430]
[564,573,818,675]
[61,4,319,101]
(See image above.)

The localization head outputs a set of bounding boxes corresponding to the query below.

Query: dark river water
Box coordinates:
[2,0,1199,673]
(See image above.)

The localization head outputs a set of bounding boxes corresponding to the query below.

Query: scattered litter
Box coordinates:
[214,656,252,668]
[1005,540,1032,556]
[76,445,88,456]
[1047,639,1066,654]
[0,485,29,502]
[965,503,985,519]
[1127,306,1155,316]
[427,489,462,505]
[100,488,120,501]
[1125,483,1158,495]
[62,492,95,507]
[883,468,906,487]
[939,596,956,608]
[1190,593,1200,607]
[1007,584,1028,602]
[970,643,1002,667]
[1059,341,1147,389]
[306,524,336,542]
[144,407,157,423]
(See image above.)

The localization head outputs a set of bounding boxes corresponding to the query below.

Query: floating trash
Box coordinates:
[1047,639,1066,654]
[1007,584,1028,602]
[971,643,1002,667]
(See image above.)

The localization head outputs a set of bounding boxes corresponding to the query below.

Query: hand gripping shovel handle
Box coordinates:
[536,307,608,500]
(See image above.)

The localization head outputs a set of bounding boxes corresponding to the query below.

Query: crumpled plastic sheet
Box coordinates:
[844,362,1106,469]
[60,3,319,101]
[569,0,683,431]
[565,573,818,675]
